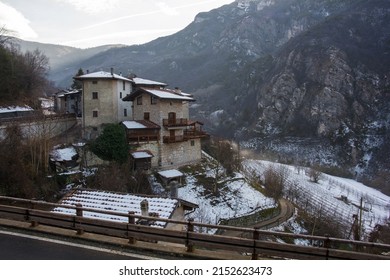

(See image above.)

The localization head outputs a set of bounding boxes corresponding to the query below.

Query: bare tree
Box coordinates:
[308,167,322,183]
[0,25,14,46]
[263,165,287,200]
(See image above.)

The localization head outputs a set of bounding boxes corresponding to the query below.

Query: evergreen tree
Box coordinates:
[71,68,84,89]
[90,124,129,163]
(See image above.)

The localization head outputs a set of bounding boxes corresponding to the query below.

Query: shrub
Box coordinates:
[90,124,128,163]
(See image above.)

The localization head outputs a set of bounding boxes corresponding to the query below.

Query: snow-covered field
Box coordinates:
[243,159,390,236]
[177,159,276,231]
[179,174,276,224]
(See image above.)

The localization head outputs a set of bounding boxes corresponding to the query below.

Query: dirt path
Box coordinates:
[222,198,295,237]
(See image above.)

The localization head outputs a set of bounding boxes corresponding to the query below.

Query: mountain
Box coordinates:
[9,38,125,86]
[16,0,390,191]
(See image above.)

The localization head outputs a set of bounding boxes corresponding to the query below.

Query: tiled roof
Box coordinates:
[52,189,179,227]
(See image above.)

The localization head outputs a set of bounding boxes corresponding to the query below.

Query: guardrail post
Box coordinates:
[324,234,330,260]
[76,203,84,235]
[29,201,38,227]
[252,227,259,260]
[128,211,136,244]
[186,218,194,253]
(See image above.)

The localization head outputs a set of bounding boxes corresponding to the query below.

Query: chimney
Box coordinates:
[169,181,179,199]
[86,70,89,74]
[174,87,181,94]
[140,199,149,216]
[110,67,114,75]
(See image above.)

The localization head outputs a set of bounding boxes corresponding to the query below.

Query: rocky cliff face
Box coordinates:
[216,0,390,187]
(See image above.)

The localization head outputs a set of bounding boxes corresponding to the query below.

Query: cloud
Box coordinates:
[61,28,179,48]
[0,1,38,39]
[55,0,121,14]
[156,2,179,16]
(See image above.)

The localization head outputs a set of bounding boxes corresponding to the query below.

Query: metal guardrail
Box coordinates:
[0,196,389,260]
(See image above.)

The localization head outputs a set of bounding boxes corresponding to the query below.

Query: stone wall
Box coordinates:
[0,115,77,140]
[160,138,202,169]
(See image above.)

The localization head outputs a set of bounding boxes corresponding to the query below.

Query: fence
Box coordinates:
[0,196,389,260]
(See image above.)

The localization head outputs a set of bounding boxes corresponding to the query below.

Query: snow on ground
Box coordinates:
[243,159,390,236]
[50,146,78,161]
[0,105,33,113]
[177,161,276,232]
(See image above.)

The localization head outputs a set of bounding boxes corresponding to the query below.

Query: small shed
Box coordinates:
[49,145,80,173]
[158,169,184,186]
[130,150,154,171]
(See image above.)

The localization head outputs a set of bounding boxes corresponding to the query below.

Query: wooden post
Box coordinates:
[186,218,194,253]
[324,234,330,260]
[29,201,38,227]
[76,203,84,235]
[128,211,136,244]
[252,228,259,260]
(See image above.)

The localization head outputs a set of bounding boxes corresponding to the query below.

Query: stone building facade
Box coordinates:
[74,70,133,139]
[123,87,207,169]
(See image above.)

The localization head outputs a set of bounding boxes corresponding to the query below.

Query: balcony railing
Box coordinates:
[163,135,185,144]
[184,130,209,139]
[127,133,160,144]
[163,118,189,127]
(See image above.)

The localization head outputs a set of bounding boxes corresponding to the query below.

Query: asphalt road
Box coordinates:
[0,231,146,260]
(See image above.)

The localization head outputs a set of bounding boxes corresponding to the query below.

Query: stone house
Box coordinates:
[54,89,82,116]
[74,69,133,139]
[123,87,208,169]
[73,69,207,169]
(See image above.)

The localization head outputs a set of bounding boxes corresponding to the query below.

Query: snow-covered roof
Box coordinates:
[0,106,33,114]
[131,151,153,159]
[143,88,195,101]
[122,120,160,130]
[122,121,147,129]
[131,77,167,87]
[52,189,179,227]
[56,89,81,98]
[158,169,184,179]
[50,146,78,161]
[75,71,132,82]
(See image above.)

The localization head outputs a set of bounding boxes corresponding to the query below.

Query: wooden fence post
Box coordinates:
[76,203,84,235]
[324,234,330,260]
[186,218,194,253]
[128,211,136,244]
[252,227,259,260]
[29,201,39,227]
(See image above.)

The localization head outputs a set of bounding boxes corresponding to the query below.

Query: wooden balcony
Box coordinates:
[163,118,189,127]
[127,133,160,144]
[163,135,185,144]
[184,129,209,139]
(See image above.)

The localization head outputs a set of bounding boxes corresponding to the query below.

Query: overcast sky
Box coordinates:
[0,0,235,49]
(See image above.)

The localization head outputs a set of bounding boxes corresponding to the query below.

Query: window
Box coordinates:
[151,96,158,105]
[93,110,98,118]
[123,81,126,90]
[124,108,127,117]
[137,96,142,105]
[92,81,98,84]
[92,92,98,99]
[120,92,122,99]
[144,112,150,121]
[191,140,195,147]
